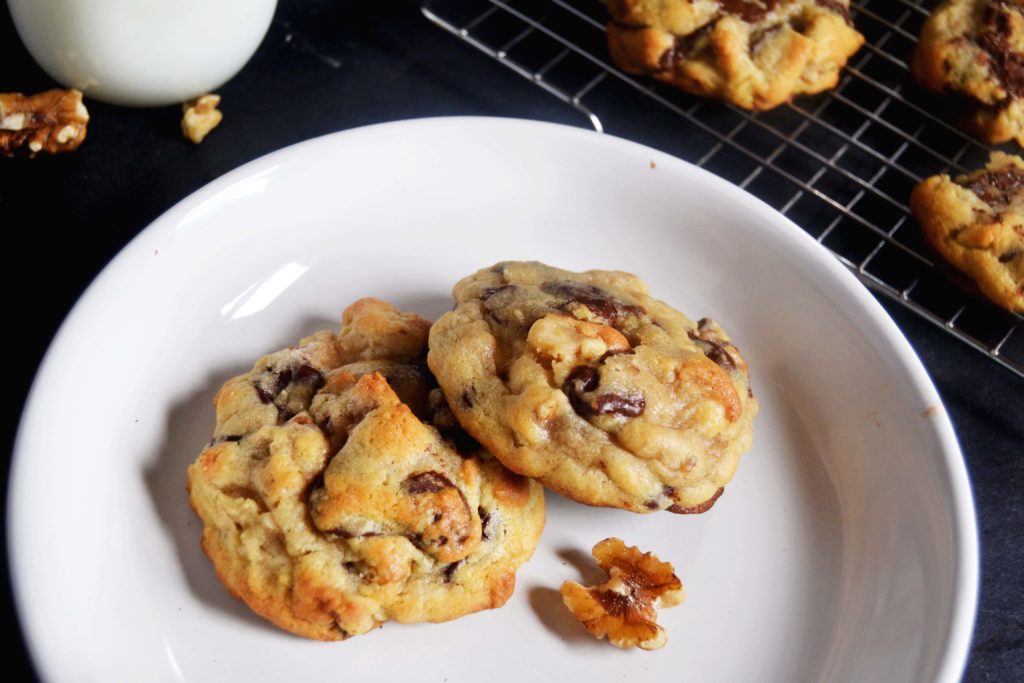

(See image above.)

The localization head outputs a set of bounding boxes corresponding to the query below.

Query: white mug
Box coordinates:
[8,0,278,106]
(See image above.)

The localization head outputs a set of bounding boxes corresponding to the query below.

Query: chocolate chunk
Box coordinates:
[254,362,323,413]
[593,393,646,417]
[979,2,1024,98]
[443,560,463,583]
[1000,248,1022,263]
[688,330,738,370]
[959,168,1024,206]
[540,281,645,326]
[294,363,325,389]
[479,508,492,540]
[209,434,242,445]
[661,24,716,69]
[718,0,778,23]
[564,365,601,415]
[254,369,290,404]
[644,500,660,510]
[667,487,725,514]
[403,471,456,494]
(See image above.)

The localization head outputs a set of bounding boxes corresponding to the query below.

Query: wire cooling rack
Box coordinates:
[421,0,1024,378]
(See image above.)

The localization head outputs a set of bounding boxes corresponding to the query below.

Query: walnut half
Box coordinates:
[560,537,684,650]
[0,89,89,157]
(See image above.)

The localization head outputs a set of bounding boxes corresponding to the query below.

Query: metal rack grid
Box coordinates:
[421,0,1024,378]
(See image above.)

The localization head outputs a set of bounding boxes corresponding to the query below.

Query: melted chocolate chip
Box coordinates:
[443,560,463,583]
[540,281,645,326]
[688,330,738,370]
[592,393,646,417]
[999,248,1023,263]
[209,434,242,446]
[661,24,716,69]
[403,471,456,494]
[718,0,779,23]
[253,362,324,417]
[564,365,601,415]
[254,369,290,404]
[667,487,725,514]
[959,168,1024,206]
[644,500,660,510]
[480,508,492,540]
[979,2,1024,97]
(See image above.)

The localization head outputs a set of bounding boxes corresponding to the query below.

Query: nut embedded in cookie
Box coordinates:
[560,538,684,650]
[427,262,758,515]
[606,0,864,111]
[187,298,546,640]
[909,152,1024,313]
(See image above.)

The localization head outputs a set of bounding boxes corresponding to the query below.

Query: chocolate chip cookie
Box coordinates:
[427,262,758,515]
[912,0,1024,146]
[910,152,1024,312]
[187,298,545,640]
[606,0,864,110]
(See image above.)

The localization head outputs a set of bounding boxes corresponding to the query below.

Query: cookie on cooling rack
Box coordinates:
[606,0,864,111]
[427,261,758,515]
[187,298,545,641]
[910,152,1024,313]
[912,0,1024,147]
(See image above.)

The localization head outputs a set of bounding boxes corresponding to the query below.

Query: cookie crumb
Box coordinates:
[560,538,683,650]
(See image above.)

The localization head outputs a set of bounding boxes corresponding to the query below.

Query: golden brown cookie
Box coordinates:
[187,298,545,640]
[912,0,1024,146]
[606,0,864,110]
[427,262,758,515]
[910,152,1024,313]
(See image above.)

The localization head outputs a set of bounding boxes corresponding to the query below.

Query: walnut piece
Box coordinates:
[560,537,683,650]
[0,89,89,157]
[181,94,222,144]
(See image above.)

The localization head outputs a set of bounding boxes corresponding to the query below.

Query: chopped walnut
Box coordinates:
[181,94,222,144]
[560,537,683,650]
[0,89,89,157]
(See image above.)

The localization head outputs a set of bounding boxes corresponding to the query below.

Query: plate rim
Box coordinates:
[8,116,979,682]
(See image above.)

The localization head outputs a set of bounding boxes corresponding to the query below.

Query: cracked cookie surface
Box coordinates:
[606,0,864,110]
[910,152,1024,312]
[912,0,1024,146]
[187,298,545,641]
[427,262,757,515]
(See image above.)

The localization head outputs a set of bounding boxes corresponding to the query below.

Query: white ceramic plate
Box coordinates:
[10,118,977,682]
